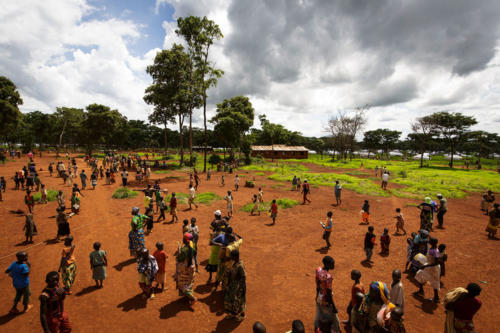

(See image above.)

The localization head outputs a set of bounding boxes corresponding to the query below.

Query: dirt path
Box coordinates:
[0,155,498,332]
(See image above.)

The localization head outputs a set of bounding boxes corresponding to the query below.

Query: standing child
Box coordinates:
[234,175,240,191]
[89,242,107,288]
[296,177,301,191]
[269,199,278,225]
[153,242,167,291]
[394,208,406,235]
[91,172,97,190]
[363,226,376,263]
[169,193,178,223]
[258,187,264,203]
[145,204,154,235]
[301,180,311,204]
[157,197,166,222]
[361,200,370,224]
[343,270,364,326]
[23,214,37,243]
[320,211,333,249]
[188,185,198,210]
[5,251,33,314]
[24,190,34,214]
[1,176,6,193]
[250,194,260,216]
[221,174,225,186]
[405,236,415,271]
[224,191,233,217]
[48,163,54,176]
[380,228,391,255]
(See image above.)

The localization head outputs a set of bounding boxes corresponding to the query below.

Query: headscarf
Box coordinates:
[368,281,395,311]
[424,197,432,204]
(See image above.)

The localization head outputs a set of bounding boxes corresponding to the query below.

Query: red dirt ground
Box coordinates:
[0,154,498,332]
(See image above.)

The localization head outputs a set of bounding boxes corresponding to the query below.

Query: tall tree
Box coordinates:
[363,128,401,159]
[54,107,84,156]
[144,44,194,166]
[210,96,254,152]
[410,115,436,167]
[0,76,23,143]
[81,104,124,153]
[462,131,499,167]
[327,107,367,161]
[176,16,224,171]
[426,111,477,168]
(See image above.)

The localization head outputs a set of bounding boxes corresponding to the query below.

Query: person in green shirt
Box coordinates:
[436,194,448,229]
[129,207,146,257]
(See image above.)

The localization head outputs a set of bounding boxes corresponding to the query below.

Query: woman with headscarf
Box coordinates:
[137,248,158,299]
[417,197,434,231]
[59,236,76,295]
[224,249,246,321]
[128,207,146,258]
[205,210,225,283]
[359,281,395,332]
[415,237,441,303]
[486,203,500,239]
[175,232,197,306]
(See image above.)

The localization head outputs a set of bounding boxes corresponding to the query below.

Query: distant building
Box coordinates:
[192,146,214,152]
[251,145,309,159]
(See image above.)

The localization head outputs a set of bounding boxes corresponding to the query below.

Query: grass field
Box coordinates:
[240,198,299,212]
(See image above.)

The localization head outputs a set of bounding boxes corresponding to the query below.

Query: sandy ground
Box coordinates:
[0,154,498,332]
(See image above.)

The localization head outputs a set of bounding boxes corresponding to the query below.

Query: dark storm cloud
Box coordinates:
[221,0,500,102]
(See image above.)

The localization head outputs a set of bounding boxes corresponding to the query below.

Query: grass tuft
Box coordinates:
[112,187,139,199]
[33,189,58,202]
[240,198,299,212]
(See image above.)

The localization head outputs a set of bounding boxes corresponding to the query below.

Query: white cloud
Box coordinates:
[0,0,156,119]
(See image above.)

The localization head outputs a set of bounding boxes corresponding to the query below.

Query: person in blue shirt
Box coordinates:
[5,251,32,314]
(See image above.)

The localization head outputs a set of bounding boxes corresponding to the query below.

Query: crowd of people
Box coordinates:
[0,151,496,332]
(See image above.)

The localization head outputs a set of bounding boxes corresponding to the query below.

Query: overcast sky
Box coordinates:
[2,0,500,137]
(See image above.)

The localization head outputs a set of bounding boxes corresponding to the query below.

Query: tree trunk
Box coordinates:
[57,120,67,157]
[420,151,424,168]
[179,114,184,167]
[189,110,193,165]
[450,144,454,168]
[202,51,209,173]
[163,122,168,156]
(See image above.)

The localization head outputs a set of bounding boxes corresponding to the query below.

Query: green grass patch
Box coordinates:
[33,189,58,202]
[240,198,300,212]
[166,192,189,205]
[153,170,170,174]
[254,172,266,176]
[194,192,222,205]
[112,187,139,199]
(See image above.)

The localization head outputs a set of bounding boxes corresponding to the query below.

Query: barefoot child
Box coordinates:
[394,208,406,235]
[224,191,233,217]
[23,214,37,243]
[320,211,333,248]
[363,226,376,263]
[40,184,48,204]
[250,194,260,216]
[269,199,278,225]
[153,242,167,291]
[438,244,447,279]
[24,190,34,214]
[169,193,178,223]
[361,200,370,224]
[380,228,391,255]
[5,251,33,314]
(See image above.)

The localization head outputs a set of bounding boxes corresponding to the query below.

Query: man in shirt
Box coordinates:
[381,172,389,190]
[5,251,32,314]
[121,169,128,187]
[436,194,447,229]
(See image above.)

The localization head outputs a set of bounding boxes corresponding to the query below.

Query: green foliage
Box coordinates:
[166,192,189,204]
[33,190,58,202]
[240,198,299,212]
[245,180,255,188]
[208,153,221,166]
[112,187,139,199]
[0,76,23,138]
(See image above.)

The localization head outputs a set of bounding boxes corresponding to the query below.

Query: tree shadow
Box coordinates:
[198,290,224,314]
[113,258,136,271]
[211,317,243,333]
[117,293,147,312]
[75,286,100,297]
[159,297,194,319]
[315,247,329,254]
[9,209,25,215]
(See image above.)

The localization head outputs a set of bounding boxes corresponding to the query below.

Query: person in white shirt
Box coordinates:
[121,170,128,187]
[381,172,389,190]
[188,185,198,209]
[234,175,240,191]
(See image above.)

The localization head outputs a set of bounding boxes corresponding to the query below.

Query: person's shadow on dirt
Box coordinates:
[113,258,136,271]
[315,247,329,254]
[212,317,242,333]
[0,312,17,326]
[159,298,194,319]
[198,290,224,314]
[411,293,438,314]
[75,286,100,297]
[360,260,372,268]
[117,293,147,312]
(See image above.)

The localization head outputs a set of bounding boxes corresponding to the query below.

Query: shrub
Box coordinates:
[208,153,221,167]
[112,187,139,199]
[245,180,255,188]
[185,153,198,167]
[33,189,58,202]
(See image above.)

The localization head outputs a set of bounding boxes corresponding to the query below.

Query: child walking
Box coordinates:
[363,226,376,263]
[394,208,406,235]
[23,214,37,243]
[269,199,278,225]
[250,194,260,216]
[169,193,178,223]
[40,184,48,204]
[320,211,333,249]
[361,200,370,224]
[224,191,233,217]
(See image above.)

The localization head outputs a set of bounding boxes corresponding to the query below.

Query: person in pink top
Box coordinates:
[314,256,340,332]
